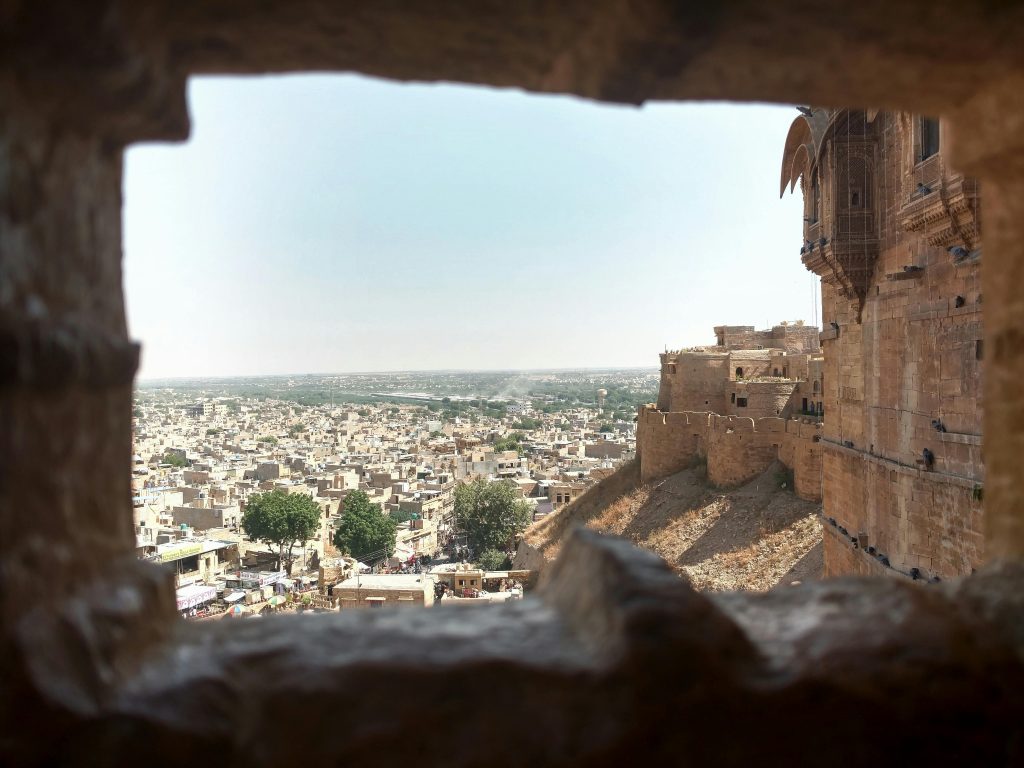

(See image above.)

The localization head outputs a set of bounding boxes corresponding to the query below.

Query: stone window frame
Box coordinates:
[4,5,1024,763]
[918,116,941,162]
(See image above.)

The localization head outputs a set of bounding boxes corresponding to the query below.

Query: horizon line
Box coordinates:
[136,364,660,384]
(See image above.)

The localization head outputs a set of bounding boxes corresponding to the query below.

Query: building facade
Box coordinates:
[656,322,823,419]
[782,109,984,579]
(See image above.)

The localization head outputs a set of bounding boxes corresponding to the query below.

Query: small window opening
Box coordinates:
[731,393,736,404]
[812,171,821,220]
[736,367,744,379]
[976,339,983,360]
[737,398,748,408]
[920,117,940,161]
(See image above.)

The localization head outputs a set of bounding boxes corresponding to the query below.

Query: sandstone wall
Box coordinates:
[821,523,895,578]
[821,445,984,578]
[636,407,708,482]
[725,379,798,419]
[779,420,824,501]
[637,407,822,500]
[804,113,984,580]
[705,415,782,488]
[668,354,729,413]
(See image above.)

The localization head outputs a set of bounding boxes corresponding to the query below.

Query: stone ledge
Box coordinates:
[820,438,981,490]
[6,528,1023,765]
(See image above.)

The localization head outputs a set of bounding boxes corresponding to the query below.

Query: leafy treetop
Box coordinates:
[334,490,397,564]
[241,489,322,574]
[454,479,532,555]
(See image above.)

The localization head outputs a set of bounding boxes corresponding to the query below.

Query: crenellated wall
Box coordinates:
[636,408,710,482]
[637,406,822,500]
[704,415,783,488]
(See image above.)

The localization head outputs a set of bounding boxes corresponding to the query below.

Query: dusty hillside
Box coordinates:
[522,459,822,591]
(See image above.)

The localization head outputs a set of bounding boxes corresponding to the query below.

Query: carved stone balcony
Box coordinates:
[802,233,879,306]
[900,175,981,248]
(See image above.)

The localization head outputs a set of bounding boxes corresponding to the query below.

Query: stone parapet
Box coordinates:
[637,407,822,500]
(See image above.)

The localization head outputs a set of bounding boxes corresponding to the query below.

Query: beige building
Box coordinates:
[657,323,823,419]
[335,573,435,609]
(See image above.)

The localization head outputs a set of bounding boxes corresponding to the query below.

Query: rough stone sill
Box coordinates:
[10,529,1024,764]
[820,438,981,489]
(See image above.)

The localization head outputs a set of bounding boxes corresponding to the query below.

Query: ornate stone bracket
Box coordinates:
[899,176,981,249]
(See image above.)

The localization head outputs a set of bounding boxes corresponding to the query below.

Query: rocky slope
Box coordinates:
[519,459,822,591]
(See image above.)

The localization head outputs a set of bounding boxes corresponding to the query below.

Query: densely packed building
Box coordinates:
[131,393,636,615]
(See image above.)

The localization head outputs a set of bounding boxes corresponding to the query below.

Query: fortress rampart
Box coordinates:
[637,405,823,501]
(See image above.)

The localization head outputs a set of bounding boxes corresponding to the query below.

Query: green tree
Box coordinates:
[512,417,541,430]
[389,508,414,525]
[477,548,509,571]
[599,424,614,433]
[258,435,278,444]
[162,450,187,468]
[241,490,322,574]
[454,479,532,556]
[334,490,397,564]
[493,433,525,455]
[205,427,222,436]
[288,423,306,436]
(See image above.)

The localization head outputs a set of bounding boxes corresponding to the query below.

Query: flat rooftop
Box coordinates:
[337,574,431,589]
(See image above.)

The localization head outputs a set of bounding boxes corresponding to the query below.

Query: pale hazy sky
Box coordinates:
[124,75,814,380]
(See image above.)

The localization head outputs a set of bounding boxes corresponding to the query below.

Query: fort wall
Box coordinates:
[637,406,823,501]
[636,408,709,482]
[821,442,984,578]
[704,415,782,488]
[789,111,985,580]
[725,379,798,419]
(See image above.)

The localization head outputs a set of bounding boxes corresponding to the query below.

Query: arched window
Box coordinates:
[813,380,820,393]
[736,367,744,379]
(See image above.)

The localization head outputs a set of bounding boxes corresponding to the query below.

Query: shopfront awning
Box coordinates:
[176,584,218,611]
[224,591,246,603]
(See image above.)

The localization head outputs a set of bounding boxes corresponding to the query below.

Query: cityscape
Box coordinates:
[8,6,1017,762]
[134,369,655,615]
